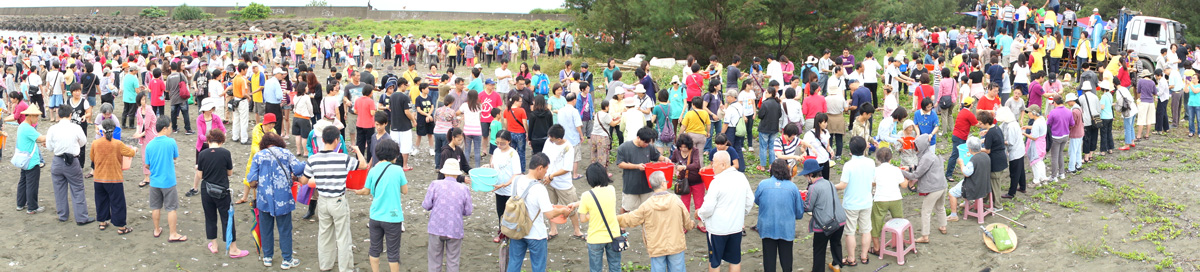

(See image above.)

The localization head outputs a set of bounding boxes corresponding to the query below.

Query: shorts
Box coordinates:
[949,180,964,198]
[390,130,414,154]
[621,193,652,212]
[48,94,63,108]
[149,186,180,211]
[1137,102,1155,126]
[415,121,434,136]
[573,144,583,162]
[706,232,743,267]
[844,208,872,236]
[546,185,578,205]
[253,101,266,114]
[292,117,312,136]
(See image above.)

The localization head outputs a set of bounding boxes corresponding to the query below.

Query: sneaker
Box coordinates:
[15,206,24,211]
[947,215,959,222]
[992,207,1004,212]
[27,207,45,214]
[185,131,196,136]
[429,149,435,156]
[280,258,299,270]
[262,257,273,267]
[185,188,199,197]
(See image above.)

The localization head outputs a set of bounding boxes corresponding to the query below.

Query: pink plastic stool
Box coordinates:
[963,194,995,224]
[879,218,918,265]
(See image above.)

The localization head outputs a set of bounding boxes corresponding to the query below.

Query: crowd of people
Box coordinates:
[1,4,1199,271]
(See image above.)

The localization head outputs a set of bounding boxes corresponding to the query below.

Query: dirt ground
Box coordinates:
[2,57,1198,271]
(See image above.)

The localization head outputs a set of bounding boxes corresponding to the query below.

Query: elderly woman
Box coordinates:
[1023,105,1049,185]
[800,158,847,272]
[89,119,136,234]
[953,137,991,218]
[246,133,306,269]
[901,134,948,243]
[997,107,1027,199]
[618,171,694,272]
[755,159,805,272]
[188,99,227,197]
[195,129,248,258]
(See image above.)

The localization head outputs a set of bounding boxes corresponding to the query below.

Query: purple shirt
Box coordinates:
[1137,78,1156,103]
[1046,105,1073,138]
[1027,83,1044,108]
[841,55,856,73]
[421,177,473,239]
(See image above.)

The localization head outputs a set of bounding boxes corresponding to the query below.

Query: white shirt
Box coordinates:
[826,74,846,98]
[46,70,64,95]
[883,65,902,92]
[621,109,645,143]
[802,129,831,163]
[511,176,554,240]
[46,119,87,156]
[738,91,756,116]
[697,169,755,236]
[781,99,802,124]
[862,58,881,83]
[541,140,575,190]
[722,106,744,127]
[873,163,905,202]
[494,68,513,94]
[766,61,784,86]
[490,147,522,196]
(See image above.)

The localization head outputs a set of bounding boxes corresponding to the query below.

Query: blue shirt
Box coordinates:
[16,122,42,167]
[466,78,484,93]
[708,147,745,173]
[986,64,1005,85]
[557,107,583,145]
[1100,92,1114,119]
[365,162,408,223]
[144,136,180,188]
[754,177,804,241]
[851,86,872,107]
[122,74,140,104]
[914,109,939,144]
[247,147,306,216]
[263,78,283,104]
[839,155,876,210]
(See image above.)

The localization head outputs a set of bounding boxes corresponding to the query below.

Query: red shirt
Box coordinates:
[148,78,166,107]
[685,73,704,101]
[913,84,936,109]
[976,95,1001,111]
[953,108,978,139]
[504,108,527,133]
[801,94,827,119]
[12,101,28,124]
[353,96,376,128]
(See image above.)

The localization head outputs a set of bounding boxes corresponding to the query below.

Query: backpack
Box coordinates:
[499,179,541,239]
[177,76,191,100]
[532,74,550,96]
[657,104,675,143]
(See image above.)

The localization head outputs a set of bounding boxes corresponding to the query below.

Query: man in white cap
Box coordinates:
[264,68,287,128]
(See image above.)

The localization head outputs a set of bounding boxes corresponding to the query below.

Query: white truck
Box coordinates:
[1108,8,1188,71]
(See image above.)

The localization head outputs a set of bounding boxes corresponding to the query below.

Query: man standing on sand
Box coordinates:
[145,118,186,242]
[303,126,369,272]
[47,107,93,225]
[229,63,251,144]
[697,151,755,272]
[506,153,574,272]
[616,127,666,213]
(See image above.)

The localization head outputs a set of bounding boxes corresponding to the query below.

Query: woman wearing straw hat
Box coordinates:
[13,105,47,214]
[422,157,472,272]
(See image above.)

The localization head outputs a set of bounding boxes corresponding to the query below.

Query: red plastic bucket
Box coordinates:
[346,169,369,190]
[644,162,675,189]
[700,167,715,189]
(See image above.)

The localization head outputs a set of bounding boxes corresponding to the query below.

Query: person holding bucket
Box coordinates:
[353,139,410,272]
[247,133,307,269]
[89,119,136,235]
[301,126,369,272]
[488,131,522,243]
[669,135,704,232]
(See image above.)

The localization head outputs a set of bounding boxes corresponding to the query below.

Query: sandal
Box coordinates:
[867,248,880,256]
[117,227,133,235]
[234,199,248,204]
[939,227,948,234]
[841,258,857,267]
[138,180,150,187]
[229,249,250,259]
[208,242,219,254]
[153,227,162,238]
[861,257,870,265]
[168,235,189,243]
[915,237,931,243]
[98,222,108,231]
[571,234,586,241]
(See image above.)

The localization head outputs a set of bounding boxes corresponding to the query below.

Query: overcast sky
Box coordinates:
[1,0,565,14]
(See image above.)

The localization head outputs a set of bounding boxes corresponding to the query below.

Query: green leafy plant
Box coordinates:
[228,2,271,20]
[1068,240,1102,259]
[306,0,329,7]
[140,6,168,18]
[172,4,213,20]
[110,10,121,16]
[530,8,569,14]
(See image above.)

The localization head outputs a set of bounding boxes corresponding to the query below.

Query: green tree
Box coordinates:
[140,6,168,18]
[228,2,272,20]
[172,4,213,20]
[305,0,329,7]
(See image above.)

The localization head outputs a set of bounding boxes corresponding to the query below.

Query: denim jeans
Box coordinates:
[946,136,967,179]
[170,103,192,132]
[465,135,482,166]
[1068,138,1083,171]
[511,132,527,171]
[1189,106,1200,135]
[587,243,621,272]
[258,212,294,262]
[434,133,447,164]
[507,238,548,272]
[706,121,722,153]
[1124,116,1136,145]
[649,252,685,272]
[758,132,777,167]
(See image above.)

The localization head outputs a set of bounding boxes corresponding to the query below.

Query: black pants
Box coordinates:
[17,166,42,211]
[122,102,137,128]
[1099,119,1114,152]
[94,182,127,226]
[610,126,623,147]
[322,49,333,69]
[812,226,844,272]
[356,127,372,155]
[531,138,547,155]
[29,93,45,116]
[265,103,283,124]
[201,185,236,242]
[832,133,844,157]
[153,105,165,117]
[763,238,793,272]
[1156,100,1170,131]
[495,194,510,223]
[304,198,318,219]
[171,103,193,132]
[1083,125,1097,154]
[745,116,755,149]
[1007,158,1026,196]
[100,93,115,106]
[865,82,879,108]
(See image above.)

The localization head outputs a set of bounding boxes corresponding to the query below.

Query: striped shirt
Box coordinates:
[304,150,359,198]
[773,136,802,167]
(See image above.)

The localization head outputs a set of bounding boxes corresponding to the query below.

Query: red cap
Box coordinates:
[263,113,277,124]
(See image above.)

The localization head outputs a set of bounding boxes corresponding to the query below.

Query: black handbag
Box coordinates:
[673,152,692,195]
[204,181,229,199]
[589,191,628,252]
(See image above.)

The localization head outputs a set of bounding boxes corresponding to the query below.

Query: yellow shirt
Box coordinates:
[1044,10,1057,26]
[447,43,459,57]
[679,109,710,135]
[242,124,277,186]
[251,71,265,103]
[1095,43,1109,62]
[950,54,964,76]
[1076,41,1091,59]
[1049,36,1065,58]
[1031,50,1046,74]
[1106,58,1121,76]
[294,42,305,56]
[402,70,421,102]
[577,185,621,243]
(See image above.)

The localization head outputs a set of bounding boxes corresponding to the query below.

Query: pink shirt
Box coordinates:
[938,78,957,103]
[802,94,827,119]
[479,90,502,123]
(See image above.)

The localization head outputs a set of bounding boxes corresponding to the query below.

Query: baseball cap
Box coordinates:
[263,113,277,124]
